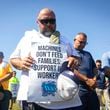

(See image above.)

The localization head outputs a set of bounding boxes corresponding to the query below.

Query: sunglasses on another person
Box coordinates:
[74,39,88,45]
[39,19,56,25]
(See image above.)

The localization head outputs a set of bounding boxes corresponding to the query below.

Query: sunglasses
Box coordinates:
[75,39,88,45]
[39,19,56,25]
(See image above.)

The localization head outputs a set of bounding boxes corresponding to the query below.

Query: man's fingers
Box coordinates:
[67,60,72,67]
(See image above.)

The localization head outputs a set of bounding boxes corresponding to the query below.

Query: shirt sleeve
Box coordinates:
[102,52,110,67]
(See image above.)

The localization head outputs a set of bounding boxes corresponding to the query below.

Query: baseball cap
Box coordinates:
[57,61,79,100]
[0,52,4,58]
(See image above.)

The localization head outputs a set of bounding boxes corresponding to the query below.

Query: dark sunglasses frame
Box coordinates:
[74,39,88,45]
[39,19,56,25]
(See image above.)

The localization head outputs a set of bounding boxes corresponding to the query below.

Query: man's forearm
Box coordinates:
[10,58,22,70]
[73,69,96,89]
[73,69,88,82]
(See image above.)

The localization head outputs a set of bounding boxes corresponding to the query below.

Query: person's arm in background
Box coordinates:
[0,73,12,84]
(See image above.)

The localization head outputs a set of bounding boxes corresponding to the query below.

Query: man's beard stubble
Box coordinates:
[42,31,53,37]
[39,24,56,37]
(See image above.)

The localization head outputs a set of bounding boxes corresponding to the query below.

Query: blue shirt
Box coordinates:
[96,68,106,89]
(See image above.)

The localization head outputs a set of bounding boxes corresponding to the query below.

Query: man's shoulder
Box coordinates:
[21,29,39,41]
[25,29,38,34]
[102,51,110,58]
[82,50,91,55]
[82,50,94,58]
[24,29,38,37]
[60,35,70,45]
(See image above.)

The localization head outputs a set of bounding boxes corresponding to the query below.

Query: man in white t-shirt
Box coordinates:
[10,8,81,110]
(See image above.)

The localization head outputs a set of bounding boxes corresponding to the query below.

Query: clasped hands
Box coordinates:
[85,77,96,90]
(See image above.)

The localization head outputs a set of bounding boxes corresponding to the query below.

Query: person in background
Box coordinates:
[0,51,12,110]
[9,8,81,110]
[102,51,110,110]
[8,71,19,109]
[95,59,106,110]
[71,32,100,110]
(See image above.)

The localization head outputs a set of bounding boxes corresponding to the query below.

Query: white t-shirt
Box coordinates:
[10,29,81,109]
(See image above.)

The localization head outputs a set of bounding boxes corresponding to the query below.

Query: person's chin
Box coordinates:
[43,31,52,37]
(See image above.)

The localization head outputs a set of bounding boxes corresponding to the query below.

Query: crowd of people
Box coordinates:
[0,8,110,110]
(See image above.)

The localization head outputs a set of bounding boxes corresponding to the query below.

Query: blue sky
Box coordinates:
[0,0,110,78]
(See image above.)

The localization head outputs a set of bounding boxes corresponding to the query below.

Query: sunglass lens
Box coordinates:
[39,19,56,24]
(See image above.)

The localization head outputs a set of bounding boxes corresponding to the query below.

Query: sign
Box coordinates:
[27,43,67,102]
